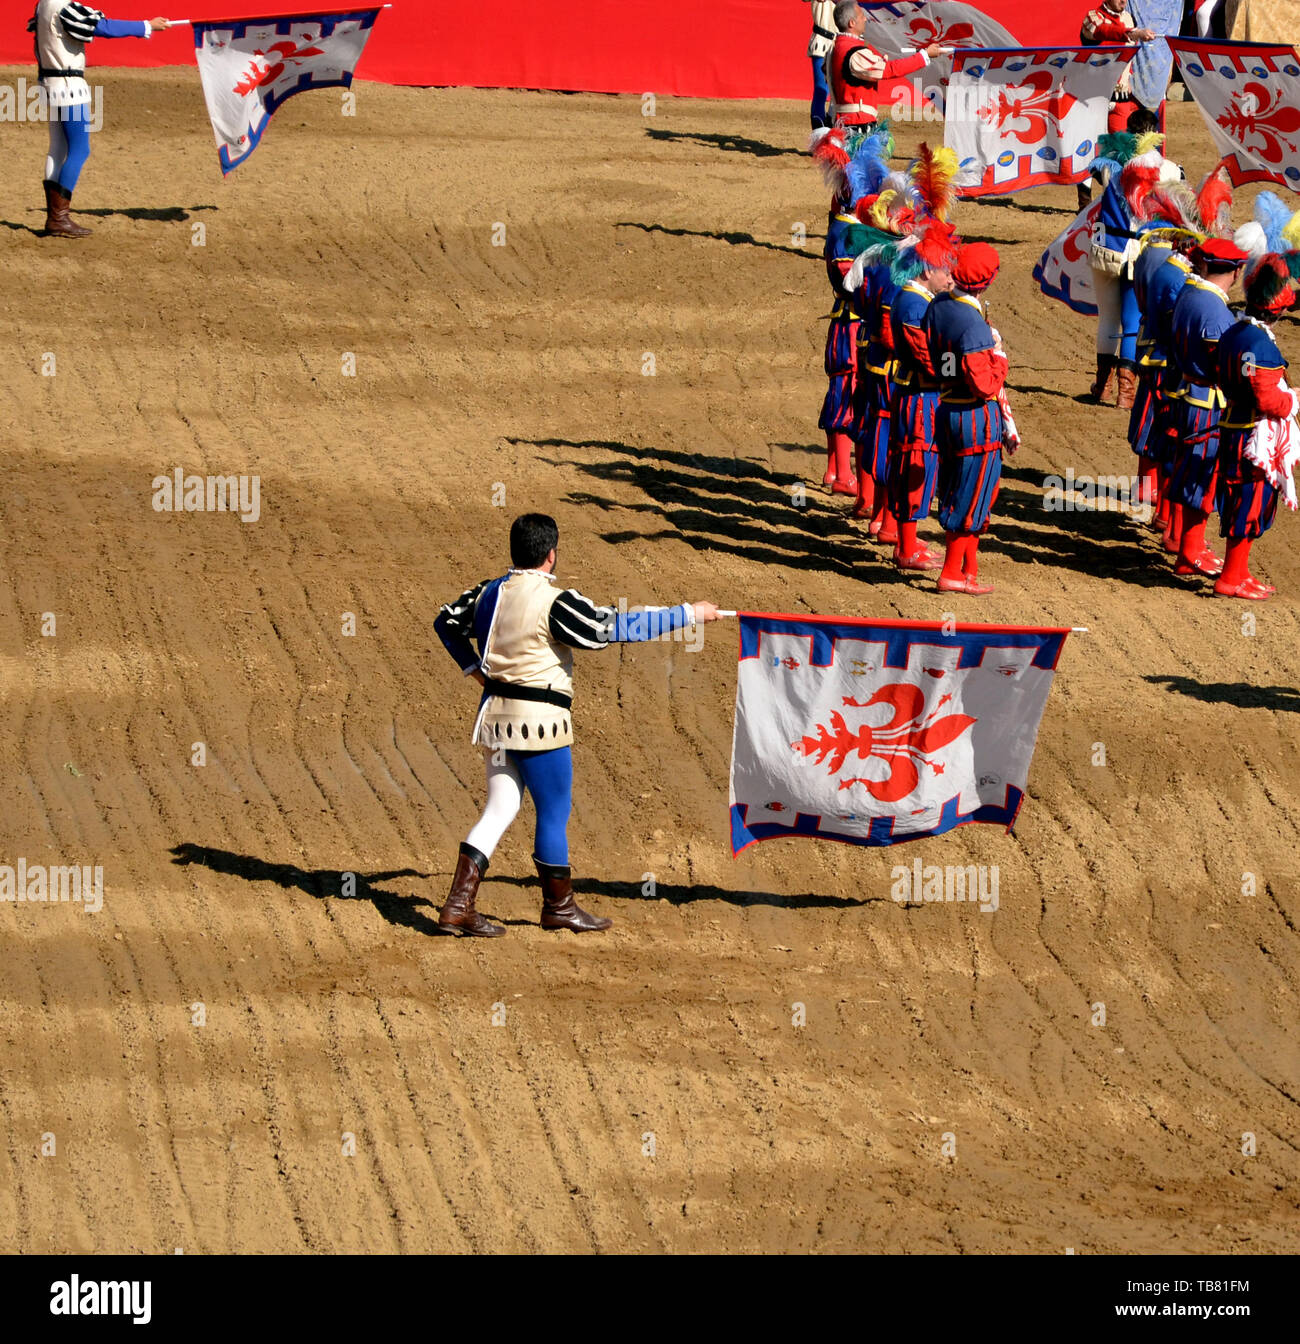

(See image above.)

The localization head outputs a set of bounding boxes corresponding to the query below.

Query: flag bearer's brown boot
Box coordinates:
[438,843,504,937]
[536,859,611,933]
[43,181,91,238]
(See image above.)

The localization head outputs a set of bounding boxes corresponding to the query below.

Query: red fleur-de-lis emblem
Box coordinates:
[979,71,1078,146]
[232,38,326,97]
[907,16,976,47]
[791,682,976,803]
[1218,82,1300,167]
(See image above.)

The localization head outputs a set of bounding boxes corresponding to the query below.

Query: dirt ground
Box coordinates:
[0,72,1297,1254]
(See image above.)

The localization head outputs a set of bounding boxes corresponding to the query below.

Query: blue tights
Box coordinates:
[47,104,92,194]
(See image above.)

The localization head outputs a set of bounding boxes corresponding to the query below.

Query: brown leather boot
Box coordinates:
[43,181,91,239]
[1090,354,1117,405]
[536,859,611,933]
[1116,364,1137,411]
[438,843,504,937]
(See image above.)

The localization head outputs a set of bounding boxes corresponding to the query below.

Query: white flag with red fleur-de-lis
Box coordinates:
[1168,38,1300,192]
[946,46,1138,197]
[729,614,1074,855]
[193,8,385,175]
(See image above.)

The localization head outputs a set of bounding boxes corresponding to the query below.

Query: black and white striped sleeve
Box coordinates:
[548,588,616,651]
[58,4,105,44]
[434,579,489,673]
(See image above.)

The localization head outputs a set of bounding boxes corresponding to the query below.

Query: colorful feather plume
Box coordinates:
[1282,208,1300,252]
[1244,252,1295,313]
[844,128,894,206]
[1254,191,1293,255]
[1195,166,1233,236]
[1140,182,1197,231]
[910,143,958,222]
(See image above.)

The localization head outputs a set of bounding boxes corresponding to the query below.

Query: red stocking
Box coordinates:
[1177,509,1208,569]
[897,521,918,560]
[939,531,964,585]
[1219,537,1252,589]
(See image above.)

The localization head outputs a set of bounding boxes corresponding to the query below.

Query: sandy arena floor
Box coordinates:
[0,71,1297,1252]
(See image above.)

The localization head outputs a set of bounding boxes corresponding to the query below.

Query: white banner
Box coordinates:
[947,46,1136,196]
[729,615,1071,853]
[194,9,383,174]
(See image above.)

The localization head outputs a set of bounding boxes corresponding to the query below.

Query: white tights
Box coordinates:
[465,752,523,860]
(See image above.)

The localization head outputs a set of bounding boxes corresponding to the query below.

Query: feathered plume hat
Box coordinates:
[1243,252,1297,316]
[811,121,896,205]
[1234,190,1300,287]
[843,140,960,292]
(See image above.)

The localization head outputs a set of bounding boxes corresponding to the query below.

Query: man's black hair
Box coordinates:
[510,513,559,569]
[1126,106,1160,137]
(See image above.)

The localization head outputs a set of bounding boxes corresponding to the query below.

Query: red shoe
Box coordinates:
[937,576,994,595]
[1214,576,1275,600]
[877,528,900,545]
[1162,533,1180,554]
[897,548,943,571]
[1174,548,1223,577]
[832,476,859,497]
[822,469,836,487]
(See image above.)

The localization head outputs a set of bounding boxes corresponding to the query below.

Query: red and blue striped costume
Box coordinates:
[1165,276,1234,511]
[819,206,861,432]
[888,280,941,523]
[1215,317,1293,539]
[1129,244,1190,461]
[852,261,898,486]
[926,292,1007,535]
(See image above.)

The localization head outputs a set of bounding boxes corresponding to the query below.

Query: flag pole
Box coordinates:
[165,4,393,17]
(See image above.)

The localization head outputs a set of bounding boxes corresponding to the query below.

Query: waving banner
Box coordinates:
[946,46,1138,196]
[1169,37,1300,191]
[1034,196,1103,316]
[858,1,1021,114]
[729,614,1072,854]
[1128,0,1185,111]
[194,8,384,174]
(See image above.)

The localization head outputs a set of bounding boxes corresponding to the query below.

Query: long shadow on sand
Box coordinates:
[514,435,1190,590]
[645,127,804,158]
[75,204,218,221]
[489,874,885,911]
[513,434,903,584]
[1143,676,1300,713]
[169,842,448,935]
[616,220,818,259]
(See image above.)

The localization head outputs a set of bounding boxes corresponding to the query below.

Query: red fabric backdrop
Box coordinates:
[0,2,1080,97]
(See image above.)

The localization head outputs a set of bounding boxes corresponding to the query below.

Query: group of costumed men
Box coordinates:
[810,3,1297,601]
[812,124,1015,597]
[1080,115,1300,600]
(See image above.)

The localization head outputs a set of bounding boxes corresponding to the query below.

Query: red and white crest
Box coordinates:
[1170,39,1300,191]
[194,9,384,174]
[947,47,1136,198]
[729,614,1072,853]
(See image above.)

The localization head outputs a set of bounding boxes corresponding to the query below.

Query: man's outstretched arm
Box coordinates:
[549,590,719,649]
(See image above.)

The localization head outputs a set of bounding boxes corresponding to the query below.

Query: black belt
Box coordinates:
[814,25,836,39]
[482,678,572,711]
[39,67,86,80]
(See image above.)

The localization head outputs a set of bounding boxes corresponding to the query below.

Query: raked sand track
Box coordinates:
[0,72,1296,1251]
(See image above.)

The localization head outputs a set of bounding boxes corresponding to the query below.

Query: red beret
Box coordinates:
[1194,237,1250,267]
[953,241,1000,291]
